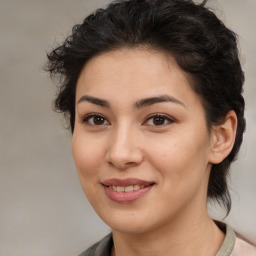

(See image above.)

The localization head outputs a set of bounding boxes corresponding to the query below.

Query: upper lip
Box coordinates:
[101,178,155,187]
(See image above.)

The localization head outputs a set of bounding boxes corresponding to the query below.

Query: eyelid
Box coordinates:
[81,113,110,126]
[80,112,175,127]
[143,113,175,126]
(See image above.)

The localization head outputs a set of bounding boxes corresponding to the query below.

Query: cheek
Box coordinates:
[72,132,105,179]
[145,130,210,182]
[72,133,107,205]
[147,137,210,213]
[145,133,196,167]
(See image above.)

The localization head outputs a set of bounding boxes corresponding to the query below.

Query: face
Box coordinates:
[73,48,215,235]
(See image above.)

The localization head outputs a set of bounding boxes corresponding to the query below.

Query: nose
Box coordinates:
[105,125,144,170]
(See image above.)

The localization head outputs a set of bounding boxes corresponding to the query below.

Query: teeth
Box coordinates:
[133,185,140,191]
[125,185,134,192]
[117,186,125,192]
[109,185,147,192]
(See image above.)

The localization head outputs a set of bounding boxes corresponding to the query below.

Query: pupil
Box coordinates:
[153,116,164,125]
[94,116,104,125]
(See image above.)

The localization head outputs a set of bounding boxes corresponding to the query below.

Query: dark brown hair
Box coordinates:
[46,0,245,214]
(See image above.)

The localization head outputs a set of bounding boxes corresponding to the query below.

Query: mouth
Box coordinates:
[101,178,155,203]
[106,184,148,192]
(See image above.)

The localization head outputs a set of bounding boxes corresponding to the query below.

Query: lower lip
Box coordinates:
[103,185,154,203]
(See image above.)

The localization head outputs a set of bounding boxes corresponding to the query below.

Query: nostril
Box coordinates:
[124,162,136,166]
[105,142,144,169]
[107,161,137,170]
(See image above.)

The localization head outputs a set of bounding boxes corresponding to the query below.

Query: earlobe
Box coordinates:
[209,110,237,164]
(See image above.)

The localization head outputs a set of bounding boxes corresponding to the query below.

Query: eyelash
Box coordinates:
[81,113,174,127]
[81,113,110,126]
[143,114,174,127]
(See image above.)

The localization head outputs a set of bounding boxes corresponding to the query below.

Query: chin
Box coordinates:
[109,220,151,235]
[97,208,153,234]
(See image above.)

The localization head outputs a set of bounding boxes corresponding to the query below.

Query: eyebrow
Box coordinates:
[77,95,110,107]
[77,94,185,108]
[134,95,186,109]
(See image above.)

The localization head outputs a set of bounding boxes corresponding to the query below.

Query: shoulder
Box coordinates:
[231,234,256,256]
[78,234,113,256]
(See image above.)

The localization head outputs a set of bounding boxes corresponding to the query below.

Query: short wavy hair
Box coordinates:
[46,0,245,214]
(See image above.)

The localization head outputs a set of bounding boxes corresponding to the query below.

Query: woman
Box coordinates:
[46,0,256,255]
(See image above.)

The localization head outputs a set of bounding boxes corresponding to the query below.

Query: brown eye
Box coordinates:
[152,116,166,126]
[93,116,105,125]
[82,114,110,126]
[144,114,174,126]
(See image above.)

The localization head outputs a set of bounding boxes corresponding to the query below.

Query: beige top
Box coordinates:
[79,224,256,256]
[216,224,256,256]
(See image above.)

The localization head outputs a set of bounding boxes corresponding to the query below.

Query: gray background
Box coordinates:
[0,0,255,255]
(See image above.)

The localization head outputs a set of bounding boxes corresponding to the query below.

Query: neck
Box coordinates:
[111,209,225,256]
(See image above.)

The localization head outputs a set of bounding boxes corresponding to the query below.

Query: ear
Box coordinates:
[209,110,237,164]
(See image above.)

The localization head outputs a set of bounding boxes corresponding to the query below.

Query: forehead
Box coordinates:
[76,48,200,106]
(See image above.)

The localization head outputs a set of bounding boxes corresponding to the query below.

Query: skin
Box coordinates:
[72,48,237,256]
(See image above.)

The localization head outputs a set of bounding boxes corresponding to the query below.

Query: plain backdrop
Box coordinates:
[0,0,255,255]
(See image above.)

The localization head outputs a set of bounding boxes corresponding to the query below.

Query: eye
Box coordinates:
[143,114,174,126]
[82,114,110,126]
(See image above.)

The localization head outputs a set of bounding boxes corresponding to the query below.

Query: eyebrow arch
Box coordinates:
[77,95,110,107]
[135,95,186,109]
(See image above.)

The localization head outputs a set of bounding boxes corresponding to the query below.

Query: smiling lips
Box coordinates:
[102,178,155,203]
[109,184,146,192]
